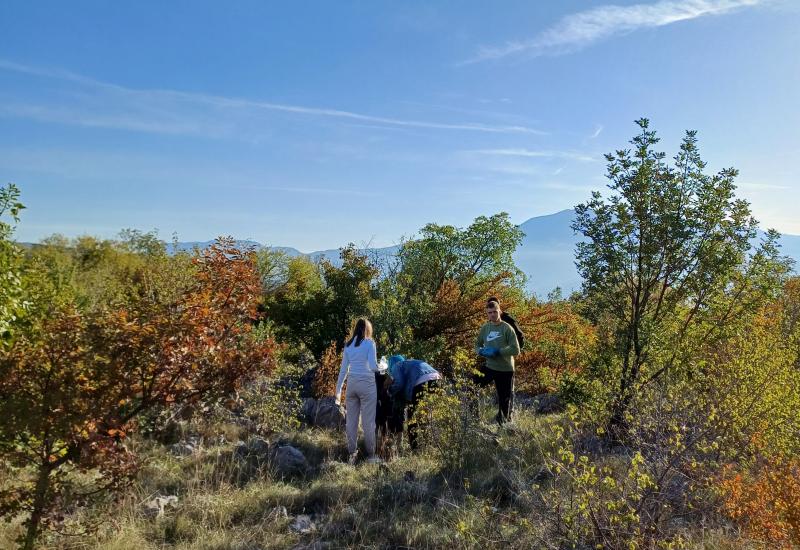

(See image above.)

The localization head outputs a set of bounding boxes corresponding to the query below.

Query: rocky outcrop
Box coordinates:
[299,397,345,430]
[234,436,309,477]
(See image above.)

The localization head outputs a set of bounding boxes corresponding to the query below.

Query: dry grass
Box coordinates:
[1,407,758,550]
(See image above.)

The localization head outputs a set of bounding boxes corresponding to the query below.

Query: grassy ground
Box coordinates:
[1,406,752,549]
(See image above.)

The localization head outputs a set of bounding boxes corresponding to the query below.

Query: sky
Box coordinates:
[1,0,798,252]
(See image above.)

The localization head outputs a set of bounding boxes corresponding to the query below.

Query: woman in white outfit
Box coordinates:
[334,317,381,465]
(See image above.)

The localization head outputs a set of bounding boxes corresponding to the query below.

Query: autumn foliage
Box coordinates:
[312,341,341,399]
[720,458,800,548]
[0,238,274,549]
[514,300,596,394]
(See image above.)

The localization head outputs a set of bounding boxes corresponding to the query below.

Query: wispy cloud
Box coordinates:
[0,102,230,137]
[0,59,545,136]
[589,125,604,139]
[0,146,376,196]
[397,99,528,123]
[462,0,764,64]
[223,184,378,197]
[467,148,598,162]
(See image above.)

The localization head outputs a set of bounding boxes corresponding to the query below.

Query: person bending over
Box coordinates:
[386,355,441,450]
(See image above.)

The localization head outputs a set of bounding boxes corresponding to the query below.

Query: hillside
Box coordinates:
[5,191,799,550]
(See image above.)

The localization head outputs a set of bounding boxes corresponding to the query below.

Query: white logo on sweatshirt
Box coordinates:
[486,331,501,342]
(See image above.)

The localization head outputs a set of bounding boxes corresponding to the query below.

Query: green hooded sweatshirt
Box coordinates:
[475,320,520,372]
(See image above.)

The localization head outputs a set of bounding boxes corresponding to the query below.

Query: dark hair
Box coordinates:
[346,318,372,347]
[486,297,501,308]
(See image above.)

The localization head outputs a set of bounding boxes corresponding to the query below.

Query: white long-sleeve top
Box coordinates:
[335,338,379,401]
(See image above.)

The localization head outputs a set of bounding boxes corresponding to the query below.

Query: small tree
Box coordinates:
[267,246,378,357]
[320,246,379,352]
[572,119,788,438]
[254,247,291,296]
[0,238,275,550]
[263,254,325,354]
[385,213,524,364]
[721,457,800,548]
[0,183,26,345]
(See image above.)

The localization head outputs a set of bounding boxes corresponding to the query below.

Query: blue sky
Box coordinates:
[1,0,798,251]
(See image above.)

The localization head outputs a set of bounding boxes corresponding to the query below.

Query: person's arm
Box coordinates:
[499,324,521,357]
[367,339,380,372]
[334,349,349,404]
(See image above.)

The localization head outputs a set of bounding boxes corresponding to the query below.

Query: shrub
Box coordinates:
[531,414,660,549]
[241,362,304,435]
[514,299,597,395]
[720,457,800,548]
[312,341,341,399]
[0,238,275,549]
[415,348,494,479]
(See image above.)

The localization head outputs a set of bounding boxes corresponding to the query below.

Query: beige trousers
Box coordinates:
[345,375,377,457]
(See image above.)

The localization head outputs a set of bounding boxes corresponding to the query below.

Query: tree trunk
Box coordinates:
[608,327,645,444]
[608,392,632,444]
[22,463,51,550]
[607,334,634,443]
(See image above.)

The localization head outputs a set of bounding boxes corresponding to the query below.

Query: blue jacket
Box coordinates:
[389,359,439,402]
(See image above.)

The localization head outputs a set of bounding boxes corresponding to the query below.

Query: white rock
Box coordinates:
[289,514,316,534]
[143,495,179,518]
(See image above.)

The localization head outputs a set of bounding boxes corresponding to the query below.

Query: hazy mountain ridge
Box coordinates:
[129,210,800,297]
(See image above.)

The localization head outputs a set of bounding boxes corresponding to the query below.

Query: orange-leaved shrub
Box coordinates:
[312,340,341,399]
[720,457,800,548]
[0,238,275,550]
[514,300,596,395]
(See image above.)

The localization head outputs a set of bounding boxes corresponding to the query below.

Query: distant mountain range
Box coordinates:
[165,240,401,266]
[169,209,800,297]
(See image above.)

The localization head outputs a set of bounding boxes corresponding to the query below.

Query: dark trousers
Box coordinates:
[474,366,514,424]
[407,380,438,450]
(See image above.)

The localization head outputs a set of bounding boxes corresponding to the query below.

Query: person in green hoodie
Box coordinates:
[474,298,520,425]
